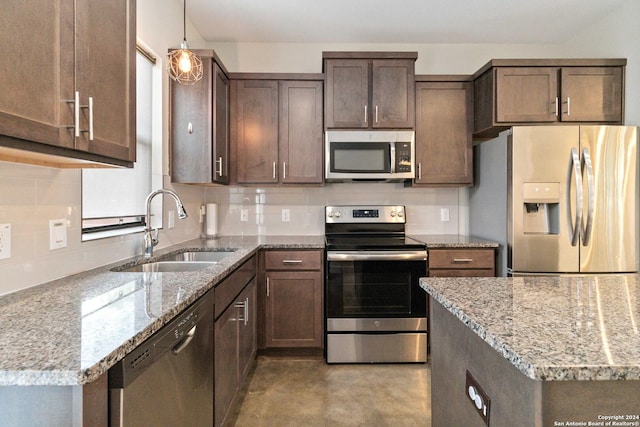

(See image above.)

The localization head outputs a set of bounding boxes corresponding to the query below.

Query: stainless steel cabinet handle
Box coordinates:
[554,97,559,116]
[418,163,422,180]
[375,105,379,123]
[188,122,193,134]
[87,96,94,141]
[272,161,276,179]
[282,259,302,264]
[65,91,81,137]
[266,277,270,297]
[244,297,249,326]
[581,148,595,246]
[566,97,571,116]
[283,162,286,180]
[364,105,367,124]
[452,258,473,263]
[216,156,223,177]
[171,325,196,355]
[567,147,583,246]
[74,91,81,137]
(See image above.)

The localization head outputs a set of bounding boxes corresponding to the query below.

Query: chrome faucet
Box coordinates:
[144,189,188,258]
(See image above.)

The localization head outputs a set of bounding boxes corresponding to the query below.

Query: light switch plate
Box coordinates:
[281,209,290,222]
[440,208,450,222]
[0,223,11,260]
[49,219,67,250]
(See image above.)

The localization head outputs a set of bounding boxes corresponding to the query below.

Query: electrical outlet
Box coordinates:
[0,223,11,260]
[240,209,249,222]
[281,208,290,222]
[466,370,491,426]
[440,208,450,222]
[168,210,176,229]
[49,219,67,250]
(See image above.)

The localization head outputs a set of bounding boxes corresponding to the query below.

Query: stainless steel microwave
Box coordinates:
[324,130,416,182]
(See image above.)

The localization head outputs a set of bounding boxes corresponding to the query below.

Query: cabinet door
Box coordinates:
[560,67,623,123]
[214,303,239,427]
[415,82,472,186]
[170,58,214,183]
[278,81,324,184]
[0,1,74,149]
[75,0,135,162]
[372,59,415,128]
[233,80,279,183]
[213,63,230,184]
[238,279,257,382]
[495,67,558,123]
[265,271,323,348]
[325,59,369,128]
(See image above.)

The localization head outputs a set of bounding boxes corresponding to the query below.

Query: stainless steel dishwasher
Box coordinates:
[109,291,214,426]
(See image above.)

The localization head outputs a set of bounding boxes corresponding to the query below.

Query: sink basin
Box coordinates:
[115,261,216,273]
[160,250,236,263]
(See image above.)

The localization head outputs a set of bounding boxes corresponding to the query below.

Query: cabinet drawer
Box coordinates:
[215,255,257,319]
[428,249,494,269]
[264,250,322,270]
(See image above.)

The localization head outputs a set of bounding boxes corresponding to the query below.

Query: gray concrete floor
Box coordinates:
[232,356,432,426]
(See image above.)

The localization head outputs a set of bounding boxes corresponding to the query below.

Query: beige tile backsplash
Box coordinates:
[0,161,464,294]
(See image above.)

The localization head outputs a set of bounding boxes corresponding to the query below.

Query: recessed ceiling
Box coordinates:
[186,0,628,44]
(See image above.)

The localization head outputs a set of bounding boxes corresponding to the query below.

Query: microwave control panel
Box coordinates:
[395,142,412,172]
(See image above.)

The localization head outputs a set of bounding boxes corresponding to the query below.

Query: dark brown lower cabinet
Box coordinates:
[214,257,257,427]
[262,250,323,349]
[428,248,496,277]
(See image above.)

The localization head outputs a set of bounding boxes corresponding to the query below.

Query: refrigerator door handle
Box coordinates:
[581,148,595,246]
[567,147,583,246]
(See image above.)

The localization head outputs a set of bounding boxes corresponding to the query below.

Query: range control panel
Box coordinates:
[325,205,405,223]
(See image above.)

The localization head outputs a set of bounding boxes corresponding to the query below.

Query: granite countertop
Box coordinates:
[0,235,323,387]
[420,275,640,381]
[409,234,499,248]
[0,233,495,387]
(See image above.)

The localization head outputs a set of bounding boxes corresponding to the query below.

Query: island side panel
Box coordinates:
[430,302,543,427]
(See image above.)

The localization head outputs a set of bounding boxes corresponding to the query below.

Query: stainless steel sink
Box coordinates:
[112,250,237,273]
[159,251,236,263]
[116,261,216,273]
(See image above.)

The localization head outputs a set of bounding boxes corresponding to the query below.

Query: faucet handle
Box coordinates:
[151,228,159,247]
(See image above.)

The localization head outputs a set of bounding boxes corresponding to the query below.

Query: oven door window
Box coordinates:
[330,142,390,173]
[327,259,426,317]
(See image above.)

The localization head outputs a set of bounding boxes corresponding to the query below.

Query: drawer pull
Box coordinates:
[453,258,474,263]
[282,259,303,264]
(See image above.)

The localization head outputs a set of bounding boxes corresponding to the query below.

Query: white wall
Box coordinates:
[0,0,637,294]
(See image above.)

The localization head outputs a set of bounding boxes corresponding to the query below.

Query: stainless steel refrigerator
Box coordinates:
[470,125,639,276]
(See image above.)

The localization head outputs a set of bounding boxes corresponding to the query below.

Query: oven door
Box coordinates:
[325,250,428,363]
[326,250,427,319]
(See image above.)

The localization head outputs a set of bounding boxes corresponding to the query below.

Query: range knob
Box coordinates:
[334,211,341,218]
[390,211,396,217]
[397,210,404,218]
[327,211,334,218]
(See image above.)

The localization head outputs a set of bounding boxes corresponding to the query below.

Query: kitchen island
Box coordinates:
[420,275,640,427]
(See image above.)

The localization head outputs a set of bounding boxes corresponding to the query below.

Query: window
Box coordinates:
[81,45,162,241]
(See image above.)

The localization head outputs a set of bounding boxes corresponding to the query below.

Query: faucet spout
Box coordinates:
[144,189,188,258]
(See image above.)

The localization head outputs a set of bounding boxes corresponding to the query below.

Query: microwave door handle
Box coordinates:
[390,142,396,173]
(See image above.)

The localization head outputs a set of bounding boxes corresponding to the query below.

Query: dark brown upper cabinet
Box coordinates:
[0,0,136,167]
[170,50,230,185]
[230,75,323,185]
[414,77,473,186]
[473,59,625,139]
[324,52,417,129]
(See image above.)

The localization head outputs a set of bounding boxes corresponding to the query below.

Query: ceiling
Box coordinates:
[186,0,628,44]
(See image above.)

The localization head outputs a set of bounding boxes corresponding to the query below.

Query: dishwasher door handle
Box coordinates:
[171,325,197,355]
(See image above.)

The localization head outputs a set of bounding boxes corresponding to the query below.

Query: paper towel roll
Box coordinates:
[206,203,217,236]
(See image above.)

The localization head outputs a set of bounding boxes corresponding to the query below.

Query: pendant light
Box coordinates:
[167,0,203,85]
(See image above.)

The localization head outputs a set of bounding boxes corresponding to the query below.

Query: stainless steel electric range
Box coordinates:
[324,205,427,363]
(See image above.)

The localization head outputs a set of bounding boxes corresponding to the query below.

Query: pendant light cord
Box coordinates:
[183,0,187,42]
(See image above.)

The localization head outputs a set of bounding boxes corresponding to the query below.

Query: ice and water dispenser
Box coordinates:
[522,183,560,234]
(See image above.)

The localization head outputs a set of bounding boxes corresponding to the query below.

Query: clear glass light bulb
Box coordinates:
[179,51,192,73]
